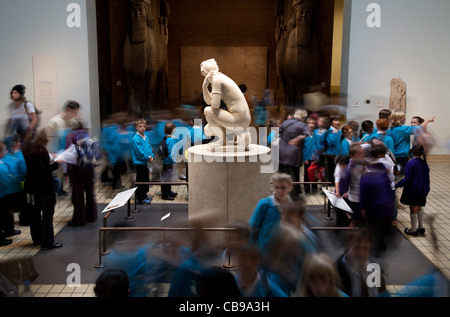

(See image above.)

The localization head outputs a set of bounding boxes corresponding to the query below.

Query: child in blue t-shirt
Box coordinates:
[131,119,155,205]
[339,124,353,156]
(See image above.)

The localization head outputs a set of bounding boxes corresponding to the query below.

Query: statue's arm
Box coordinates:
[202,77,212,105]
[210,79,222,109]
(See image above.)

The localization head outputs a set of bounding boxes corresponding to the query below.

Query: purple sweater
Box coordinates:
[360,163,395,221]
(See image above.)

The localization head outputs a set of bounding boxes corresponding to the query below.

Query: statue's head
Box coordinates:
[292,0,315,22]
[130,0,154,29]
[200,58,219,77]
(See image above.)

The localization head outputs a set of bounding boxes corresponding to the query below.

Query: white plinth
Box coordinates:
[188,144,272,228]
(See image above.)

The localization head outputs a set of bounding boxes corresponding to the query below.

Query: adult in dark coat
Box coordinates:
[23,129,63,250]
[278,109,309,199]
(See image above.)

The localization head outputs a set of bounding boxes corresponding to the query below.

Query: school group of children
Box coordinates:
[100,116,200,204]
[299,108,435,237]
[95,107,435,298]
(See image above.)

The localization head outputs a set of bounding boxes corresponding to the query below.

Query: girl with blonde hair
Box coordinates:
[294,253,347,297]
[389,110,435,176]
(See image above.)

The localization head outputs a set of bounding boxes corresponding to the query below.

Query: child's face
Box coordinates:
[410,118,420,126]
[332,119,341,129]
[308,274,333,297]
[274,181,292,200]
[307,120,316,131]
[345,128,353,139]
[317,118,326,128]
[136,123,146,134]
[348,240,371,268]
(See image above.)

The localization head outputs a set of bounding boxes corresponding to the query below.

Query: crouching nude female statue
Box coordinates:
[201,58,251,151]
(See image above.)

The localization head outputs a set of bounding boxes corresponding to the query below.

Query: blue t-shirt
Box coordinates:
[323,128,342,156]
[340,138,351,156]
[389,125,418,157]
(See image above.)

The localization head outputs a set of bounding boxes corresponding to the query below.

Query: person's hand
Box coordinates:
[148,156,154,162]
[288,135,306,145]
[57,160,64,164]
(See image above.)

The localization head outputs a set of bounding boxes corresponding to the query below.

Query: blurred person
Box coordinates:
[47,100,81,196]
[335,229,387,297]
[303,117,317,194]
[322,113,342,184]
[411,116,426,149]
[22,129,63,249]
[313,115,330,175]
[131,118,155,205]
[378,108,392,120]
[234,244,287,297]
[160,122,179,200]
[65,120,98,226]
[47,100,80,152]
[333,154,351,226]
[168,212,218,297]
[278,109,309,199]
[265,118,280,148]
[338,143,367,226]
[359,120,374,142]
[265,200,318,295]
[0,135,27,239]
[372,109,392,135]
[5,84,38,142]
[360,144,396,254]
[94,269,130,297]
[369,118,395,154]
[196,266,242,298]
[294,253,347,297]
[389,110,435,177]
[347,120,360,142]
[105,113,135,190]
[221,221,250,268]
[249,173,292,253]
[0,141,14,246]
[253,89,273,127]
[339,124,353,156]
[395,144,430,236]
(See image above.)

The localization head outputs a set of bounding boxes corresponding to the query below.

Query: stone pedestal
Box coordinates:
[187,144,272,228]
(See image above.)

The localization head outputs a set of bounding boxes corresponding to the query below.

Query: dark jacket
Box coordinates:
[278,118,309,167]
[23,144,59,196]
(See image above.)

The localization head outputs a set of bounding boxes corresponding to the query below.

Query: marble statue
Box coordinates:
[201,58,251,151]
[389,78,406,111]
[276,0,319,106]
[124,0,170,116]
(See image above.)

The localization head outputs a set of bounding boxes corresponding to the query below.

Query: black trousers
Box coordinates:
[0,195,15,236]
[135,164,150,201]
[30,194,56,248]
